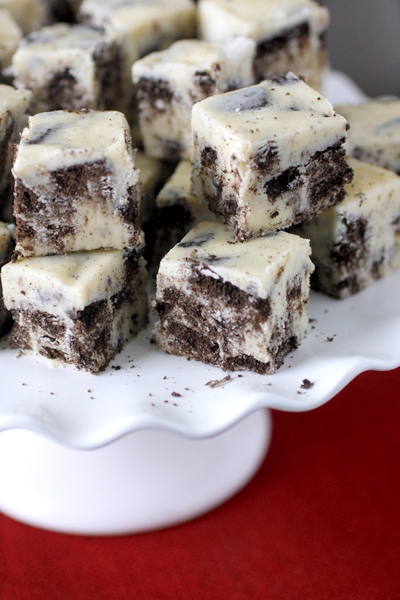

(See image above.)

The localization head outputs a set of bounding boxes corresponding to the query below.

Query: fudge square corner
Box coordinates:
[191,73,353,242]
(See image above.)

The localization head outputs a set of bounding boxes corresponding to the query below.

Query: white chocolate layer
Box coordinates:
[3,250,135,315]
[158,221,313,300]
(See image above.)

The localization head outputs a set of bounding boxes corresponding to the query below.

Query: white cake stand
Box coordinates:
[1,72,390,536]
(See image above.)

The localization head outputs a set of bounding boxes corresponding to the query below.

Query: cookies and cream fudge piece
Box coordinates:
[0,9,22,80]
[337,100,400,175]
[132,37,256,161]
[12,23,123,113]
[198,0,329,91]
[152,160,216,269]
[152,221,314,374]
[78,0,197,60]
[191,74,353,241]
[13,110,143,258]
[0,84,32,220]
[0,221,14,335]
[2,247,147,373]
[293,157,400,299]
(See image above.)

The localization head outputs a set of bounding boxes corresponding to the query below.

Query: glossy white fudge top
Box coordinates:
[0,9,22,70]
[13,109,138,192]
[198,0,329,41]
[2,249,132,315]
[191,74,348,173]
[158,220,313,299]
[0,84,32,130]
[337,100,400,173]
[133,37,255,90]
[0,0,46,34]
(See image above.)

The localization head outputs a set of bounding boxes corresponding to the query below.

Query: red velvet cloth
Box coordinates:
[1,367,400,600]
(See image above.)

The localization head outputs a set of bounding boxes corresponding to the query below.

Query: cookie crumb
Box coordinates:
[206,374,232,388]
[301,378,314,390]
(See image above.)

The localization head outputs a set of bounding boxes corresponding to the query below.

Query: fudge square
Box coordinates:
[132,37,256,161]
[191,73,353,242]
[1,247,148,373]
[197,0,329,91]
[11,23,124,113]
[152,221,314,374]
[337,99,400,175]
[12,109,143,258]
[293,157,400,299]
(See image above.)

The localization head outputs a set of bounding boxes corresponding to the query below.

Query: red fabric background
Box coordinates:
[1,367,400,600]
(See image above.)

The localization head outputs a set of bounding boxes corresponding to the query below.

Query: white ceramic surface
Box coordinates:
[0,409,271,535]
[1,71,391,535]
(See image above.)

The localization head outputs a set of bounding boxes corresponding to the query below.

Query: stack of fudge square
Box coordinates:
[0,0,400,376]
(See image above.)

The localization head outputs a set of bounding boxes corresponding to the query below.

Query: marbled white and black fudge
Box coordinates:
[152,221,314,374]
[337,99,400,175]
[132,37,256,160]
[1,247,147,373]
[12,109,143,258]
[0,84,32,221]
[198,0,329,91]
[191,73,353,241]
[12,23,123,113]
[0,9,22,82]
[0,221,14,335]
[152,160,216,269]
[293,157,400,299]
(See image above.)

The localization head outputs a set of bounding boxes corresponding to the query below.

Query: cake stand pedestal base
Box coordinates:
[0,409,271,535]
